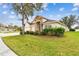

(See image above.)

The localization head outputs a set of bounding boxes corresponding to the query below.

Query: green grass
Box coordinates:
[2,32,79,56]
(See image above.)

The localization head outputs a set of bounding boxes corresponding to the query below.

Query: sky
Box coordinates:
[0,3,79,26]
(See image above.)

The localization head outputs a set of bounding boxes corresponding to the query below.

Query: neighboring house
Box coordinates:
[0,23,19,32]
[25,16,69,32]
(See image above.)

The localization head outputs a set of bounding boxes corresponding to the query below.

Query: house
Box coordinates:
[25,16,69,32]
[0,23,19,32]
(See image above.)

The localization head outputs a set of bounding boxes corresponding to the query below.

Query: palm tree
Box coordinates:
[12,3,43,34]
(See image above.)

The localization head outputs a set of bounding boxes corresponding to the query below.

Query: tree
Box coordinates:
[12,3,43,34]
[61,15,79,29]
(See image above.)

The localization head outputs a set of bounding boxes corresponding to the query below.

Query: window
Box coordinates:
[45,25,52,28]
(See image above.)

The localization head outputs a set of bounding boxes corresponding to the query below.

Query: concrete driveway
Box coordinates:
[0,32,20,56]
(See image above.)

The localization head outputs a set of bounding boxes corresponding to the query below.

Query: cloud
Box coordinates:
[48,14,61,20]
[28,15,36,22]
[59,7,64,11]
[42,3,48,11]
[2,11,7,14]
[44,8,48,11]
[42,3,48,8]
[18,14,22,19]
[73,3,79,7]
[48,15,53,18]
[10,11,15,14]
[3,4,7,8]
[0,4,2,5]
[40,10,43,13]
[9,15,16,19]
[72,3,79,12]
[72,7,78,11]
[36,3,48,14]
[57,15,61,17]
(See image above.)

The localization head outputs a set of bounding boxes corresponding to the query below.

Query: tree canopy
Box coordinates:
[61,15,79,29]
[12,3,43,34]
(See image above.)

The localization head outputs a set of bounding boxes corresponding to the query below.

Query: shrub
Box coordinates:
[20,31,34,35]
[42,28,54,35]
[40,31,47,35]
[42,27,65,36]
[20,31,22,35]
[24,31,30,34]
[69,28,75,31]
[55,28,65,36]
[33,31,39,35]
[47,28,54,36]
[20,28,22,35]
[24,31,35,35]
[29,31,34,34]
[43,28,49,34]
[20,27,65,37]
[47,31,52,36]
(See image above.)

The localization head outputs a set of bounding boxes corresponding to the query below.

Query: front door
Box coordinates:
[36,22,40,32]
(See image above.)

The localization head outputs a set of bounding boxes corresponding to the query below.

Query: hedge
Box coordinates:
[20,27,65,37]
[42,28,65,36]
[69,28,75,31]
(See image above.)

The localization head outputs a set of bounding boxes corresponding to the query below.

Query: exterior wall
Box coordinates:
[43,23,69,31]
[31,18,47,32]
[25,22,31,32]
[25,22,69,32]
[25,16,69,32]
[24,18,31,32]
[76,29,79,31]
[30,24,36,32]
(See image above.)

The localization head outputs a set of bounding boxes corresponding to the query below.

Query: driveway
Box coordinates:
[0,32,20,56]
[0,32,20,37]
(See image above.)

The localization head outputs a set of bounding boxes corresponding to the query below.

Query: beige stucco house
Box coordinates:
[25,16,69,32]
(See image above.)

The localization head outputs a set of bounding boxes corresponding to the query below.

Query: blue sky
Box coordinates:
[0,3,79,26]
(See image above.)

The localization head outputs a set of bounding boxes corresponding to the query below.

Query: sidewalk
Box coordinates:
[0,32,19,56]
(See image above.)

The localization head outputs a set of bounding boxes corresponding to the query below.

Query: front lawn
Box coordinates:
[2,32,79,56]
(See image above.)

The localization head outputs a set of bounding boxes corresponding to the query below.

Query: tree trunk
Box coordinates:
[21,14,29,35]
[21,15,25,35]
